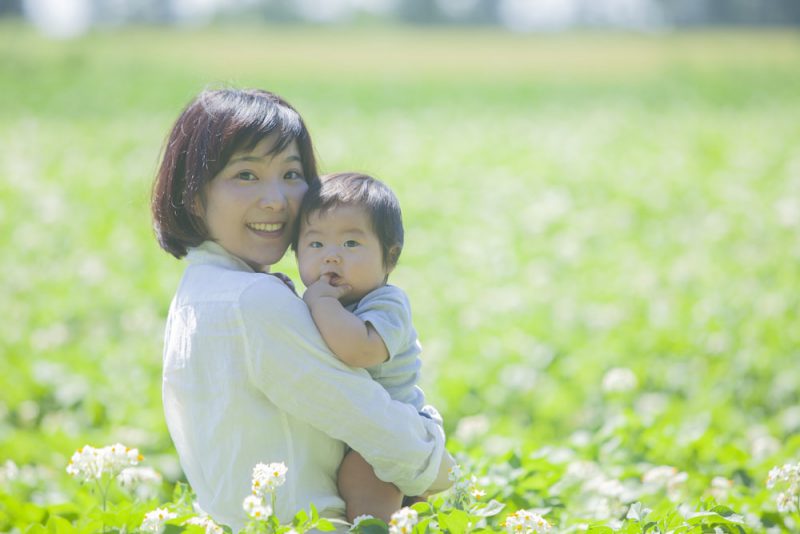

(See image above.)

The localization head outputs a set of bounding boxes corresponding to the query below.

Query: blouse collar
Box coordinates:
[185,241,257,273]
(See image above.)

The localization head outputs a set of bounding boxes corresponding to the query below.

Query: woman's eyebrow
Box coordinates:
[229,152,301,165]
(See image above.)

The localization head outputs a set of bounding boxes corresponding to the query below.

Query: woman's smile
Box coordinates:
[247,222,286,235]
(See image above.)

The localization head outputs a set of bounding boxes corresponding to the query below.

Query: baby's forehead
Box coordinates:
[301,203,375,232]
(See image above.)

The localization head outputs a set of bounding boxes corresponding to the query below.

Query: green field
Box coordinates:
[1,23,800,532]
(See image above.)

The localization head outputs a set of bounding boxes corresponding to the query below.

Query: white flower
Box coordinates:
[141,507,177,533]
[709,476,733,500]
[104,443,142,471]
[777,491,798,513]
[66,444,142,482]
[767,463,800,514]
[184,516,223,534]
[504,510,551,533]
[118,466,162,488]
[767,463,799,489]
[641,465,687,501]
[1,460,19,484]
[251,462,287,496]
[243,494,272,520]
[471,486,487,499]
[642,466,678,485]
[602,367,637,393]
[389,507,418,534]
[66,446,103,481]
[448,464,463,482]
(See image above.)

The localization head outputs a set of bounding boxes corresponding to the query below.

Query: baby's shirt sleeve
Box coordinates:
[352,285,414,360]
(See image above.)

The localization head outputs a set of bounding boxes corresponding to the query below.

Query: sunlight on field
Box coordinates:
[1,23,799,532]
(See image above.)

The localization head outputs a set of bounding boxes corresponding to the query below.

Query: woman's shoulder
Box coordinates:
[177,262,290,308]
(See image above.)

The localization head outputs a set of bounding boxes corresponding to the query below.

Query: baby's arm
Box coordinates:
[302,274,389,368]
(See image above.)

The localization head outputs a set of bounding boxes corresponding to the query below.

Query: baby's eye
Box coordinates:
[285,170,305,181]
[343,240,360,248]
[236,171,258,181]
[309,241,323,248]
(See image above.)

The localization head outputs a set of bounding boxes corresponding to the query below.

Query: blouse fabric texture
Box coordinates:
[161,241,445,531]
[346,285,425,410]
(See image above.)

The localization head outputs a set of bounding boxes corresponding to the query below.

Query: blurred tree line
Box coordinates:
[2,0,799,30]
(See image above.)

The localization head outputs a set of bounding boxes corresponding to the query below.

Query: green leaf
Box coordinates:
[45,516,77,534]
[355,519,389,534]
[469,499,505,517]
[315,518,337,531]
[439,509,471,533]
[293,508,310,526]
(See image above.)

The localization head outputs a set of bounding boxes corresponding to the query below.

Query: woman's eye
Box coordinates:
[285,170,305,181]
[309,241,322,249]
[343,240,359,248]
[237,171,258,181]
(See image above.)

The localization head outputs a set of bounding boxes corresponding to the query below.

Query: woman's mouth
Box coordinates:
[247,222,284,236]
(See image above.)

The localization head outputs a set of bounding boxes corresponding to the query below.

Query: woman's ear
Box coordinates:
[189,194,204,218]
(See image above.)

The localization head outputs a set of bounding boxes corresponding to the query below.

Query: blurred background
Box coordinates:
[4,0,800,38]
[1,0,799,530]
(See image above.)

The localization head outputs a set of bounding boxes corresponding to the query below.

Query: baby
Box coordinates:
[293,172,438,523]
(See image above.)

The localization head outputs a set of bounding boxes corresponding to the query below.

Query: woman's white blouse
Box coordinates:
[162,241,445,531]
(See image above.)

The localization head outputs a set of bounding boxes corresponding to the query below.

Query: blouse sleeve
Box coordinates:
[238,276,445,497]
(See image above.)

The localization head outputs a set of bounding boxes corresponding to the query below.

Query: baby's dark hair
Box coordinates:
[293,172,404,268]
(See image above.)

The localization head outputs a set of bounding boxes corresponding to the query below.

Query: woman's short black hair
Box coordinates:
[294,172,404,268]
[151,88,319,258]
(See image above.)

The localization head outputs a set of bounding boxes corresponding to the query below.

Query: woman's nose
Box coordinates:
[258,181,288,210]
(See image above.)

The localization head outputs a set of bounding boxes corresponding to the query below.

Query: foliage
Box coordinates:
[1,23,800,533]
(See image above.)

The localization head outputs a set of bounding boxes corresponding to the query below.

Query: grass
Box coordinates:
[1,22,799,532]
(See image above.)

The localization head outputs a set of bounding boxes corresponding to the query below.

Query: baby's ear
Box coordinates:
[386,245,402,272]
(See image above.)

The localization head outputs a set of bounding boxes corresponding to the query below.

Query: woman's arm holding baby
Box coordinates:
[303,274,389,368]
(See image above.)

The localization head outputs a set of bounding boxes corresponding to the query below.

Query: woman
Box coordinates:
[151,88,451,531]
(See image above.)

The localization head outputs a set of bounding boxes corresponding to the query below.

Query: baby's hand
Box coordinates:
[302,274,351,306]
[268,272,297,295]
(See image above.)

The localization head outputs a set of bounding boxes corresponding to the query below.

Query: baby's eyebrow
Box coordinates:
[341,228,368,235]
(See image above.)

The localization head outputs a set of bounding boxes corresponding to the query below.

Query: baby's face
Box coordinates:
[297,204,391,305]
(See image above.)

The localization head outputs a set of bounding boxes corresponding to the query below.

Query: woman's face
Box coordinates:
[199,135,308,271]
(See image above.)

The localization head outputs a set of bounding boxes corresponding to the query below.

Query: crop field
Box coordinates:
[1,23,799,532]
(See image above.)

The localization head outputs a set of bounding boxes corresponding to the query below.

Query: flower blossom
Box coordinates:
[448,464,463,482]
[503,510,551,533]
[243,494,272,520]
[251,461,287,497]
[66,443,142,482]
[641,465,688,500]
[766,462,800,514]
[767,463,800,489]
[118,466,162,488]
[602,367,638,393]
[446,464,487,508]
[389,507,418,534]
[184,515,224,534]
[141,507,177,533]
